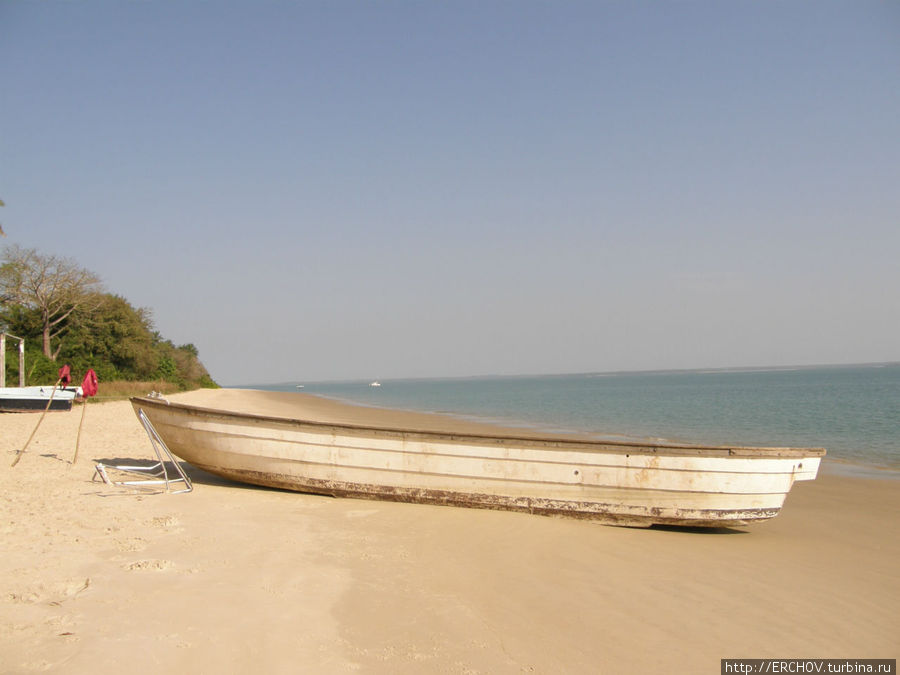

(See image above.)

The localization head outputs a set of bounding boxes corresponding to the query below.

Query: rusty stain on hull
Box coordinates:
[196,464,781,528]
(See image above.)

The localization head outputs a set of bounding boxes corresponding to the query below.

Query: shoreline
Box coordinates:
[820,456,900,480]
[1,389,897,672]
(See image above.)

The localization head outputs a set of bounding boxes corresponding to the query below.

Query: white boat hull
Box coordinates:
[131,397,824,527]
[0,386,82,412]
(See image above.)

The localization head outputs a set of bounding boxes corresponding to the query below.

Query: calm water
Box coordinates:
[246,364,900,476]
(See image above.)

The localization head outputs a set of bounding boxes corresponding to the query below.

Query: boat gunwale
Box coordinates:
[0,386,81,399]
[131,396,826,460]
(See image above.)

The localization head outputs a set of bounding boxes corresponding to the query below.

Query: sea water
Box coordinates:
[247,364,900,476]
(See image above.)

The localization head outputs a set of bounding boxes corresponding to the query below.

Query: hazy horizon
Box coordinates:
[232,359,900,388]
[3,2,898,384]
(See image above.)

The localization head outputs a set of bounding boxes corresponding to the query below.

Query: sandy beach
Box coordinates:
[1,389,897,674]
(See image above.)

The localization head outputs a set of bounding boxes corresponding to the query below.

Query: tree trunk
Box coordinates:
[42,309,53,359]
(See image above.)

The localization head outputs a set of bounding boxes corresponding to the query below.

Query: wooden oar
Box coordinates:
[71,369,98,466]
[10,378,62,467]
[71,397,89,466]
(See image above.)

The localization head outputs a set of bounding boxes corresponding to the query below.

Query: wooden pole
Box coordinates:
[0,333,26,388]
[10,378,61,467]
[72,398,88,466]
[18,339,24,387]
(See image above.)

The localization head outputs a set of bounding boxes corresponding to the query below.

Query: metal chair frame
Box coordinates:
[94,408,193,494]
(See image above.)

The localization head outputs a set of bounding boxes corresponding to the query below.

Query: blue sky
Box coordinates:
[2,1,898,384]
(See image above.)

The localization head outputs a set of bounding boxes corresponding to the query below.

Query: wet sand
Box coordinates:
[1,389,897,673]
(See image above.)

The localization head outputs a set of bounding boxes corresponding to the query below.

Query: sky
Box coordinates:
[1,1,898,385]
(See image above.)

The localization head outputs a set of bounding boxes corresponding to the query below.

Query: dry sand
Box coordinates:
[1,389,897,674]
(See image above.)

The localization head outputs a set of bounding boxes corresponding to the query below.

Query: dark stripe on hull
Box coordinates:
[197,463,779,528]
[0,399,73,413]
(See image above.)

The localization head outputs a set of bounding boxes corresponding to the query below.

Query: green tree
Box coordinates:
[2,245,217,389]
[0,245,103,359]
[61,294,158,380]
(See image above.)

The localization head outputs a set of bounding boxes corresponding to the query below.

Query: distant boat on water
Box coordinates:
[130,395,824,528]
[369,381,381,387]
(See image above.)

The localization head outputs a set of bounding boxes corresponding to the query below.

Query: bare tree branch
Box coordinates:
[0,245,104,359]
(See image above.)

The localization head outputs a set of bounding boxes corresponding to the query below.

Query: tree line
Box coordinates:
[1,244,216,389]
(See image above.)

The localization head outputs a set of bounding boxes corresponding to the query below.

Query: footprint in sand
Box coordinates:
[6,578,91,605]
[148,515,179,529]
[124,559,174,571]
[115,537,147,552]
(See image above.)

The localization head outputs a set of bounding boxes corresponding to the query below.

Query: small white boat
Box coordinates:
[131,396,824,528]
[369,381,381,387]
[0,386,82,413]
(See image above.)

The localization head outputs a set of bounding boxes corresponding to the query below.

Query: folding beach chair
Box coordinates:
[94,408,193,494]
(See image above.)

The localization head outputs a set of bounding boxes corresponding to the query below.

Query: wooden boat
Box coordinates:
[131,395,825,527]
[0,386,82,413]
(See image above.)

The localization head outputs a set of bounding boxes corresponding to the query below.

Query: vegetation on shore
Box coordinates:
[1,245,217,391]
[84,379,188,401]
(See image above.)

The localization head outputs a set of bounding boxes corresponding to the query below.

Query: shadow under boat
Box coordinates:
[92,457,279,491]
